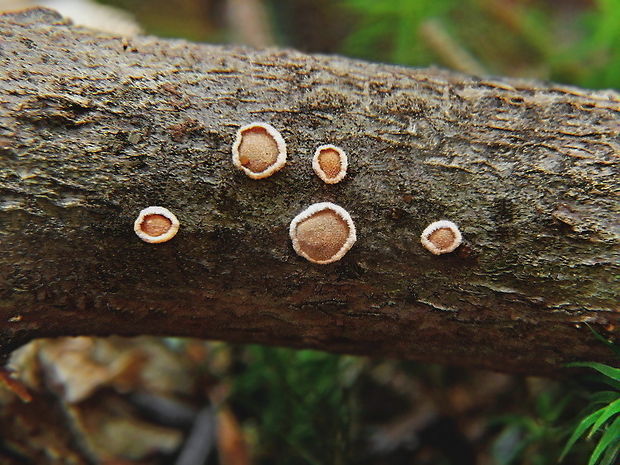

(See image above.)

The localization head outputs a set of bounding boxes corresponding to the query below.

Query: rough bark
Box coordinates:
[0,8,618,374]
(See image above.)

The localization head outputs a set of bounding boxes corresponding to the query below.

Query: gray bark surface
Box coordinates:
[1,8,618,374]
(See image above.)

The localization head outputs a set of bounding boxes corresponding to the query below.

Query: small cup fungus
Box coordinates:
[232,122,287,179]
[289,202,357,264]
[312,144,348,184]
[134,206,180,244]
[420,220,462,255]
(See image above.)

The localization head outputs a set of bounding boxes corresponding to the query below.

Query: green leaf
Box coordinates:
[560,409,604,461]
[588,399,620,439]
[589,391,619,405]
[566,362,620,389]
[598,438,620,465]
[585,325,620,358]
[588,416,620,465]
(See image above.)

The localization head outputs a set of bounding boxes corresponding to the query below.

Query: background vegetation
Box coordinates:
[98,0,620,90]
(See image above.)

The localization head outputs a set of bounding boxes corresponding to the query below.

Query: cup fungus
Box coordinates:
[134,206,180,244]
[420,220,462,255]
[289,202,357,264]
[232,122,287,179]
[312,144,348,184]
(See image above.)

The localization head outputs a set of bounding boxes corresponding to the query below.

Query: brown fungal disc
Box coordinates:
[428,227,455,250]
[237,127,278,173]
[318,149,342,178]
[420,220,462,255]
[313,145,348,184]
[232,122,287,179]
[295,210,350,262]
[289,202,357,264]
[134,206,180,244]
[140,214,172,237]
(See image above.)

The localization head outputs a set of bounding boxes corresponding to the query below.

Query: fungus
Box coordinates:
[289,202,356,264]
[232,122,287,179]
[312,144,347,184]
[420,220,462,255]
[134,206,180,243]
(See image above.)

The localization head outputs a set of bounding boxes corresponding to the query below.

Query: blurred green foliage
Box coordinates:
[339,0,456,68]
[338,0,620,89]
[491,384,576,465]
[230,346,360,465]
[101,0,620,88]
[579,0,620,88]
[491,337,619,465]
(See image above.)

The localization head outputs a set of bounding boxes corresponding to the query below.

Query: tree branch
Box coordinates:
[1,8,618,374]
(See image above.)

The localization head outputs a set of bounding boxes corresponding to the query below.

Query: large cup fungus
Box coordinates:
[232,122,287,179]
[289,202,357,264]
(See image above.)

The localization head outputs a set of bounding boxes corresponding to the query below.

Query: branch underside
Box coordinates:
[0,8,618,374]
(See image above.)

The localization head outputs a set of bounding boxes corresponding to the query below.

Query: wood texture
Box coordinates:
[0,8,618,373]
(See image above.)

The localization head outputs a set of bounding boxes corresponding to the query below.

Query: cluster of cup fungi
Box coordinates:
[134,122,462,262]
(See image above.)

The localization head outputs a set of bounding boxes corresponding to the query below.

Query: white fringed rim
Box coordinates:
[312,144,348,184]
[232,122,287,179]
[420,220,462,255]
[134,206,180,244]
[289,202,357,264]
